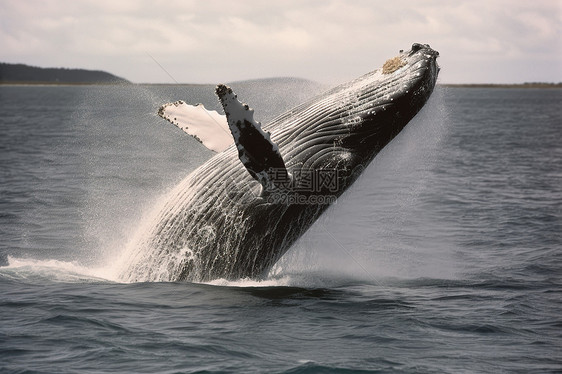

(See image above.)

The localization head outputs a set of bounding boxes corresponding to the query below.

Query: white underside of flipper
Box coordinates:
[158,101,232,153]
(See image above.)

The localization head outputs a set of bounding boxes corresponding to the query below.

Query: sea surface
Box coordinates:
[0,81,560,373]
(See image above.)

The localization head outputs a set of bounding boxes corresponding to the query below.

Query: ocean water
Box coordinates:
[0,82,560,373]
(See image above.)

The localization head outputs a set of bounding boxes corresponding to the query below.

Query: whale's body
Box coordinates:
[120,43,440,282]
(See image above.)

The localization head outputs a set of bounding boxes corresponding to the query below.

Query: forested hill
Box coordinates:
[0,63,129,84]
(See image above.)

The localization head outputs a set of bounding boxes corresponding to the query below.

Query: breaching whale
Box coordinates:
[119,43,440,282]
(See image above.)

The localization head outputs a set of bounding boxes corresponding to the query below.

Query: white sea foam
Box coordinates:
[1,256,115,283]
[203,275,293,288]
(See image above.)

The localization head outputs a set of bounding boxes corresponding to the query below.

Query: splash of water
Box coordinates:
[5,83,451,287]
[0,256,113,283]
[269,87,458,281]
[111,82,452,285]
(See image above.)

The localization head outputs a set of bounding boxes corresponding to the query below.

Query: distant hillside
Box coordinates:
[0,63,129,84]
[227,76,320,86]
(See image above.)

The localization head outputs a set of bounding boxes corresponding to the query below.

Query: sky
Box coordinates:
[1,0,561,84]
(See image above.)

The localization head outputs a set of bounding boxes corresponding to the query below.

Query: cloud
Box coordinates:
[1,0,560,83]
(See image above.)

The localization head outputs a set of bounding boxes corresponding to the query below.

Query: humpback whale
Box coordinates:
[119,43,440,282]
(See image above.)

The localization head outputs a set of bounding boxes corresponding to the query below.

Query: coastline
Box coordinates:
[0,81,133,86]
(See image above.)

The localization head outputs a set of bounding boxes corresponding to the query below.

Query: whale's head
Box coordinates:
[267,43,440,197]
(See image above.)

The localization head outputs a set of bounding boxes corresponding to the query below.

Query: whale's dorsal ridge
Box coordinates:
[215,84,290,192]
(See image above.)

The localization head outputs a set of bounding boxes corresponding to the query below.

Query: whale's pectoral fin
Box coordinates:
[216,84,291,193]
[158,101,233,153]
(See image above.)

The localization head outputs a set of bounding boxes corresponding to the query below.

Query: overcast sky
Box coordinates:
[1,0,560,84]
